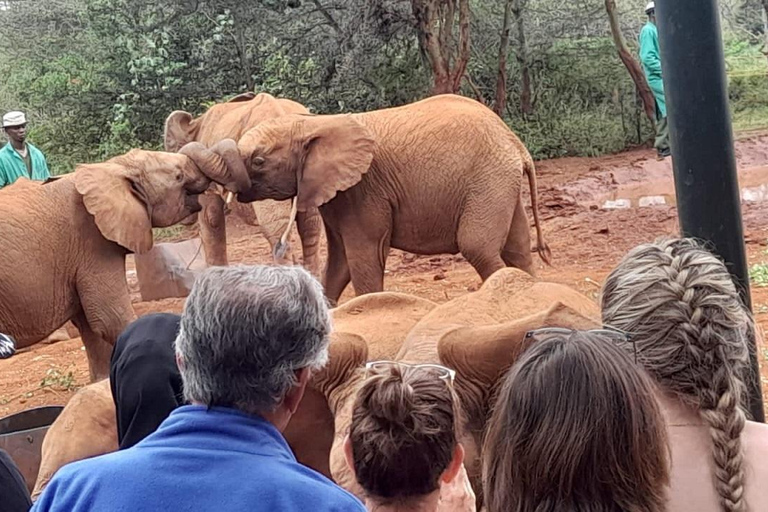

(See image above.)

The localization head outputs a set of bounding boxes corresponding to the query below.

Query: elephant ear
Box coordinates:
[311,331,368,414]
[74,162,153,254]
[227,91,256,103]
[438,302,600,428]
[164,111,198,153]
[296,115,376,211]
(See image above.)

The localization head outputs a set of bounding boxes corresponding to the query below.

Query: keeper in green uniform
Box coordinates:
[0,111,50,189]
[639,2,671,159]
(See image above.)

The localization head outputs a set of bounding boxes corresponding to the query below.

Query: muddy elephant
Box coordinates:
[0,145,246,381]
[30,270,598,507]
[231,93,551,303]
[312,268,601,507]
[31,291,436,499]
[164,91,324,277]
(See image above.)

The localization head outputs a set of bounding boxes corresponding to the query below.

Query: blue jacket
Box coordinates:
[31,405,366,512]
[0,142,50,189]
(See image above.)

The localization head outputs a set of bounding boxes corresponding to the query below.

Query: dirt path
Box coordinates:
[4,136,768,418]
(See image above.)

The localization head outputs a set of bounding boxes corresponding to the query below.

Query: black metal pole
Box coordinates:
[656,0,765,422]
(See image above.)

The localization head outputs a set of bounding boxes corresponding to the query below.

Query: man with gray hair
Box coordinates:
[31,265,366,512]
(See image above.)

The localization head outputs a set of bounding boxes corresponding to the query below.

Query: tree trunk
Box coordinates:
[411,0,471,95]
[513,0,533,116]
[763,0,768,61]
[605,0,656,125]
[494,0,513,117]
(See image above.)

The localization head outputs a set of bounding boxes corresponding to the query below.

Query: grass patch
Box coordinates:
[152,225,185,242]
[750,262,768,287]
[40,367,79,392]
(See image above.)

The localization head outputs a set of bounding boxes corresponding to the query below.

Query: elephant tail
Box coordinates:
[523,156,552,266]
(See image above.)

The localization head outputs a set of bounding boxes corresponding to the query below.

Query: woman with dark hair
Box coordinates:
[482,330,670,512]
[602,237,768,511]
[343,361,475,512]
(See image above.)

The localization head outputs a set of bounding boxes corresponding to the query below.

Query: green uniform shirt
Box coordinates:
[0,141,50,189]
[639,21,667,118]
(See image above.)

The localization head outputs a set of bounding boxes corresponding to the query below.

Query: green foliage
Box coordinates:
[0,0,766,172]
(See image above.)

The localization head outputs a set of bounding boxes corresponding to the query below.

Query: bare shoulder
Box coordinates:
[744,420,768,451]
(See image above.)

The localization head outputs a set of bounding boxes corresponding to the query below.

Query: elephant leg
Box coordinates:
[324,228,351,305]
[344,229,390,298]
[252,199,296,266]
[501,196,536,277]
[457,198,510,282]
[296,207,324,280]
[198,192,228,266]
[71,311,119,383]
[75,262,136,382]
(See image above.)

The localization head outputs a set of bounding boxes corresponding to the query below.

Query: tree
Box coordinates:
[494,0,512,116]
[763,0,768,58]
[411,0,471,94]
[512,0,532,116]
[605,0,656,125]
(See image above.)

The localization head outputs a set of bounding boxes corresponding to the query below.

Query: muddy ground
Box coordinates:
[5,134,768,418]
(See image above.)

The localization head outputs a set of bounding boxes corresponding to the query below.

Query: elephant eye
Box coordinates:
[253,156,266,167]
[175,172,183,182]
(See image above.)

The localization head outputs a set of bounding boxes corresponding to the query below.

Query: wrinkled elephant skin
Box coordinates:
[164,91,324,277]
[313,268,601,505]
[0,150,215,382]
[234,94,552,303]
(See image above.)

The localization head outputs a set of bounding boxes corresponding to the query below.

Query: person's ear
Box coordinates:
[343,434,357,478]
[175,353,184,371]
[284,367,312,414]
[441,443,465,484]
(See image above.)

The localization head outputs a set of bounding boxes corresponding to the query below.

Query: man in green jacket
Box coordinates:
[0,111,50,189]
[639,2,671,160]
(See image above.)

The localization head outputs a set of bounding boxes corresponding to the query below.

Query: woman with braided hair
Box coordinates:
[601,237,768,512]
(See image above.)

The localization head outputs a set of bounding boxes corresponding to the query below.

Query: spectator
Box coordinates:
[31,265,366,512]
[601,237,768,511]
[0,111,50,189]
[344,361,475,512]
[639,2,671,160]
[482,330,670,512]
[109,313,184,450]
[0,448,33,511]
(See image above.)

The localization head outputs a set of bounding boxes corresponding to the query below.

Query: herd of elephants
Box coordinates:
[0,91,606,505]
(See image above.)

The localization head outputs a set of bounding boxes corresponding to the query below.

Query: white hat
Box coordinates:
[2,111,27,128]
[645,1,655,13]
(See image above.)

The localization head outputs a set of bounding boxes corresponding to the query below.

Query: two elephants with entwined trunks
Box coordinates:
[0,92,550,382]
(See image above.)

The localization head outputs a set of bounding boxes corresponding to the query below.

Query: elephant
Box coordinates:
[230,93,552,304]
[30,291,437,500]
[32,269,599,508]
[163,91,324,277]
[32,380,118,500]
[0,143,247,381]
[311,268,601,507]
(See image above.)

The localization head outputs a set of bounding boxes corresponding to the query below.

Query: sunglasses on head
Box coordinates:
[524,327,637,364]
[364,360,456,385]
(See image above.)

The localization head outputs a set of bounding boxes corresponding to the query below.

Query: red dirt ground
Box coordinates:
[5,134,768,418]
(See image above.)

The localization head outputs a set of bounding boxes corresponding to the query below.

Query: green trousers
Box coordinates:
[655,115,670,154]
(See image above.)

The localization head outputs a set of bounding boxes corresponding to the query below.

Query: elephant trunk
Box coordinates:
[180,139,251,194]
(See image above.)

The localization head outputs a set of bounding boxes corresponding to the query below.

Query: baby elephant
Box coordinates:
[232,94,551,303]
[0,141,249,380]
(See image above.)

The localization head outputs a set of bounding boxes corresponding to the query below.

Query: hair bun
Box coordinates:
[367,372,417,427]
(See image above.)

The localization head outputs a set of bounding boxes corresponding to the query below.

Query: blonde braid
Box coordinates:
[601,237,751,512]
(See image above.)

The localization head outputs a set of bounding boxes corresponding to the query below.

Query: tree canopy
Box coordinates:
[1,0,766,173]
